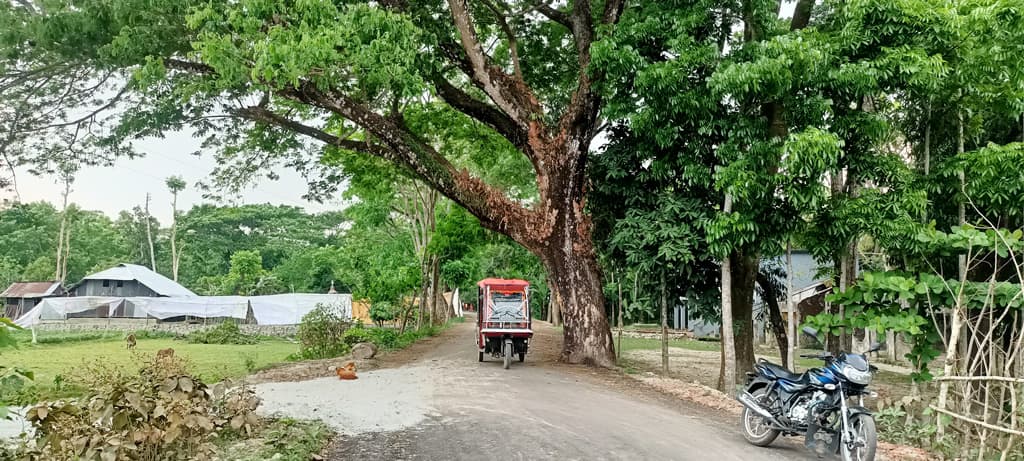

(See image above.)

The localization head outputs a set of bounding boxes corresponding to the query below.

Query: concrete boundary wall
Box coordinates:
[31,319,298,337]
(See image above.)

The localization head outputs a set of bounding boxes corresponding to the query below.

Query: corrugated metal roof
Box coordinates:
[82,264,196,297]
[1,281,63,299]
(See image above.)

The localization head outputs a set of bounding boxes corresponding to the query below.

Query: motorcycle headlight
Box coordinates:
[842,364,872,385]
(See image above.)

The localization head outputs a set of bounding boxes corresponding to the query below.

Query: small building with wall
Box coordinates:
[351,299,372,324]
[2,281,65,319]
[67,263,196,318]
[69,263,196,298]
[672,250,826,338]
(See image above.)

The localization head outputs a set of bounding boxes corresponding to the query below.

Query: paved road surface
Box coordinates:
[299,318,816,461]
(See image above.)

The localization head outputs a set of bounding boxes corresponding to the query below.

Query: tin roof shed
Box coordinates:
[1,281,64,299]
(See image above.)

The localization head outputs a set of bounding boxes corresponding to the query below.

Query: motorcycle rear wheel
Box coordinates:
[741,388,780,447]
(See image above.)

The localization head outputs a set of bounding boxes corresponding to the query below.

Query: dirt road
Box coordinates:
[257,318,816,460]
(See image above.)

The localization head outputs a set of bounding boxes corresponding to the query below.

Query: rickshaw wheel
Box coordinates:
[478,351,483,362]
[503,339,512,369]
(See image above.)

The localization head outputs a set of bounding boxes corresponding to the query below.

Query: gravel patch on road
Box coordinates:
[254,366,435,436]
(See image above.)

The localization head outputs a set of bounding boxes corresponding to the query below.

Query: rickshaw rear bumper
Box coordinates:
[480,328,533,336]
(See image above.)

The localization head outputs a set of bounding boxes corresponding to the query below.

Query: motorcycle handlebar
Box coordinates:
[799,353,834,360]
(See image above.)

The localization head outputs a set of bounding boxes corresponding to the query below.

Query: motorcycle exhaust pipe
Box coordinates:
[737,391,777,421]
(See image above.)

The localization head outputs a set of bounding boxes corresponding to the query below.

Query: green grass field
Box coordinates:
[617,335,867,369]
[617,336,721,353]
[615,334,914,393]
[1,336,299,404]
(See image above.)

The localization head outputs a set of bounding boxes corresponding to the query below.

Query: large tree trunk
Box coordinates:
[430,256,448,324]
[508,122,613,366]
[415,257,443,327]
[537,222,615,367]
[731,252,759,381]
[757,271,789,369]
[417,271,428,330]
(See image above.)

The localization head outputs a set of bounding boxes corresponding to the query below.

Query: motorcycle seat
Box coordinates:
[757,360,804,382]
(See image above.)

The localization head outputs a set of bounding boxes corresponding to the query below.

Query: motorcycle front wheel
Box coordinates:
[842,414,877,461]
[741,387,780,446]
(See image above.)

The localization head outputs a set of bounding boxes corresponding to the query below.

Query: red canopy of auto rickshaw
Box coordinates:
[476,278,529,290]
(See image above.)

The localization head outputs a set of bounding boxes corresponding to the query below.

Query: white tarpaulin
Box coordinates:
[14,296,128,327]
[13,293,352,327]
[129,296,250,321]
[249,294,352,325]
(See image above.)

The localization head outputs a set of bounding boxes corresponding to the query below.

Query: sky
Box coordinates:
[2,129,341,223]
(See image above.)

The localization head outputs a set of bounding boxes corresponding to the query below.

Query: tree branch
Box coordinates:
[479,0,524,81]
[757,271,790,368]
[40,83,130,130]
[553,0,603,149]
[444,0,542,127]
[790,0,814,31]
[602,0,627,25]
[275,82,540,245]
[569,0,595,61]
[431,75,528,149]
[11,0,38,13]
[233,105,387,157]
[164,58,216,75]
[536,4,572,29]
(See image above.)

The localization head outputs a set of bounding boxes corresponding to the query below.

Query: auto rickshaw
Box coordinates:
[476,278,532,369]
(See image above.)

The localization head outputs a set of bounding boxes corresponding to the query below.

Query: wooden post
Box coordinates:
[786,241,796,371]
[661,270,669,374]
[719,194,737,391]
[617,272,624,361]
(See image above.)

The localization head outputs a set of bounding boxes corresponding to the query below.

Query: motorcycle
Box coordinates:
[736,327,881,461]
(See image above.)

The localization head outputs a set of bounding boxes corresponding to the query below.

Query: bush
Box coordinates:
[368,302,395,327]
[0,365,34,409]
[187,321,258,345]
[14,353,262,461]
[341,325,403,349]
[340,326,374,347]
[295,304,350,360]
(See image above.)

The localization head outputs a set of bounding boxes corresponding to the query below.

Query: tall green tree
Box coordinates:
[593,0,829,385]
[0,0,631,365]
[214,249,281,295]
[175,204,344,288]
[115,206,162,269]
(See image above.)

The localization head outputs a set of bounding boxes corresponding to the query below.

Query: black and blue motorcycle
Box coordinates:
[737,328,880,461]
